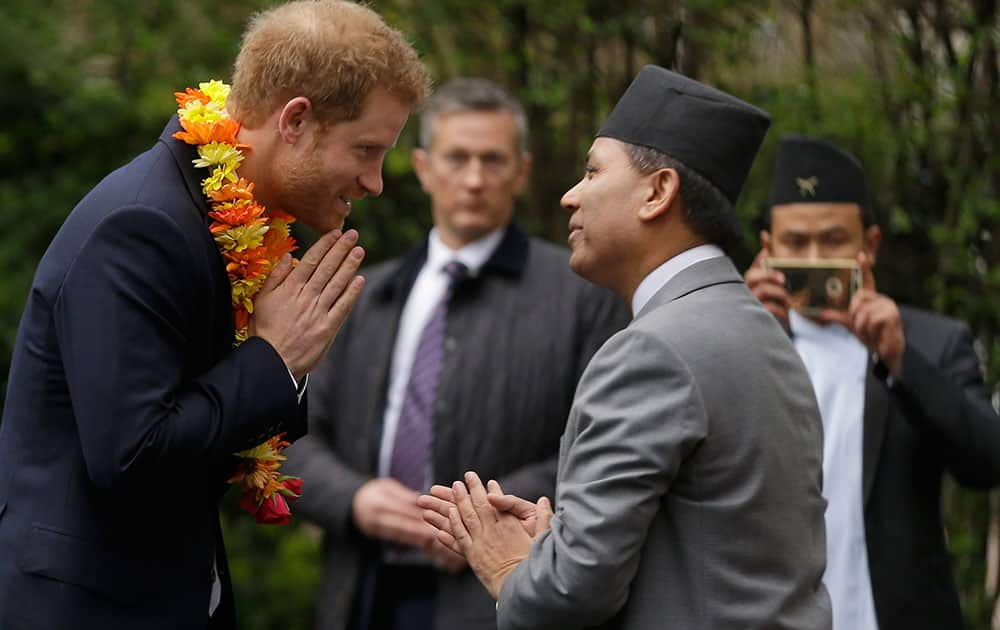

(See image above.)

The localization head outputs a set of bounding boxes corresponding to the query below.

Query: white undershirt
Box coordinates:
[790,310,879,630]
[630,244,724,316]
[376,227,505,478]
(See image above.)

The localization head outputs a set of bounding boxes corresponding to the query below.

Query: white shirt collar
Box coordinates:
[427,227,505,276]
[631,244,725,315]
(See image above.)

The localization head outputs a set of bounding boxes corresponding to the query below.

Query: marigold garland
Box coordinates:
[174,80,301,524]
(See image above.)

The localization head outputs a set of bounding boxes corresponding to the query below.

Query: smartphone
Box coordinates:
[762,258,861,315]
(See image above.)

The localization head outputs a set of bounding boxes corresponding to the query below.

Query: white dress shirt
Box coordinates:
[630,244,724,316]
[377,227,505,479]
[790,310,880,630]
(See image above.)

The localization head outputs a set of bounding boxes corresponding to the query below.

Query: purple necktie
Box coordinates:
[389,260,468,491]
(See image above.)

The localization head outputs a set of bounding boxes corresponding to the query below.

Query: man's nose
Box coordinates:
[359,163,384,197]
[461,158,485,188]
[804,241,821,261]
[560,181,582,212]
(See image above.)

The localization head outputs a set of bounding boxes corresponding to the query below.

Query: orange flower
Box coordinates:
[173,118,243,147]
[226,246,271,279]
[209,177,255,203]
[234,306,249,333]
[268,208,297,224]
[267,433,291,453]
[174,87,210,108]
[261,223,298,261]
[209,201,267,230]
[207,119,242,145]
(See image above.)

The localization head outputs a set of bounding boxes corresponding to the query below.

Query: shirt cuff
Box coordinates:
[288,370,309,404]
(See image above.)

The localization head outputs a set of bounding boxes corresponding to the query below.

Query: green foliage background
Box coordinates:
[1,1,997,628]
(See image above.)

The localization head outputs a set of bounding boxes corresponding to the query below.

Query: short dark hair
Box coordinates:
[419,78,528,152]
[623,142,741,252]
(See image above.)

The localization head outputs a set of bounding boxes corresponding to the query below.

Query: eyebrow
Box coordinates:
[354,140,392,150]
[779,226,851,238]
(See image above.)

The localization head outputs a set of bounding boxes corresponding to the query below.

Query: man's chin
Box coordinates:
[292,214,346,235]
[568,254,594,283]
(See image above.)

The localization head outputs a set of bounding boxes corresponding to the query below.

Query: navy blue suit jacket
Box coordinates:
[0,118,305,629]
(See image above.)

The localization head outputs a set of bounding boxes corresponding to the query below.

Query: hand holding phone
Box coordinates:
[762,258,861,316]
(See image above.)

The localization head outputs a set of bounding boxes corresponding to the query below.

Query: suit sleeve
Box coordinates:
[497,287,630,503]
[53,204,301,495]
[282,336,371,537]
[497,327,707,630]
[890,319,1000,487]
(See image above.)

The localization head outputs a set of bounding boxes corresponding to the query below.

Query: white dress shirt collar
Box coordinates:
[427,227,505,277]
[630,243,725,316]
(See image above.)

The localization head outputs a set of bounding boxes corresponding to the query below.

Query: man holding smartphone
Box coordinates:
[746,134,1000,630]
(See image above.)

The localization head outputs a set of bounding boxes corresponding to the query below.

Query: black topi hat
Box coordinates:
[767,134,875,225]
[597,65,771,205]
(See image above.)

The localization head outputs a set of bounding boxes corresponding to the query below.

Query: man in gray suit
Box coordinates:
[420,66,832,629]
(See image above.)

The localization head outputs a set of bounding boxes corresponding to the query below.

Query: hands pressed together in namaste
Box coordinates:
[418,472,554,599]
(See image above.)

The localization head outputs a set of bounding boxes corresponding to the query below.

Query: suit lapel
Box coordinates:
[155,114,239,489]
[159,116,237,353]
[862,359,890,505]
[158,115,213,221]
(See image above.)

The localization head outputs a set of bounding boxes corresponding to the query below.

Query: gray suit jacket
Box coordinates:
[285,224,629,630]
[498,257,832,630]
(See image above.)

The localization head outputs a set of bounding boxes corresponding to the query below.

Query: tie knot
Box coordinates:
[443,261,468,283]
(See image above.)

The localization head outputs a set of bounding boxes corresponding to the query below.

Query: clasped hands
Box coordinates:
[417,472,553,599]
[251,229,367,381]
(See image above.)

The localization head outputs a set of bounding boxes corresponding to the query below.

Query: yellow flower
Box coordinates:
[268,218,290,239]
[179,99,227,125]
[194,142,244,171]
[234,327,249,344]
[201,165,238,195]
[235,435,289,462]
[215,223,269,252]
[199,80,231,107]
[230,278,262,312]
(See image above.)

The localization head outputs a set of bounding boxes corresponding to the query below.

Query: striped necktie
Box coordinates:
[389,260,468,490]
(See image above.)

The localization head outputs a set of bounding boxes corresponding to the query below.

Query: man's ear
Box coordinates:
[277,97,313,145]
[637,168,680,222]
[411,148,432,192]
[760,229,774,256]
[863,224,882,266]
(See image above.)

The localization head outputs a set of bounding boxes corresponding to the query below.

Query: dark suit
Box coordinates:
[0,118,305,629]
[861,306,1000,629]
[285,224,628,630]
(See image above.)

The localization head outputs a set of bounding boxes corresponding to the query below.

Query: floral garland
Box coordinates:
[174,80,301,525]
